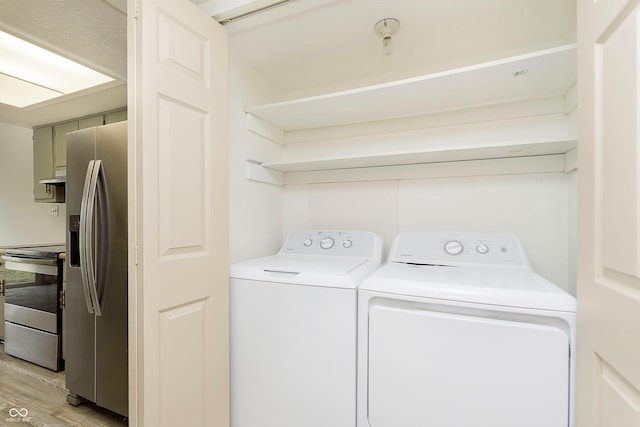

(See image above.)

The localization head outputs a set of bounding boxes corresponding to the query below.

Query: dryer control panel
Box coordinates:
[388,232,529,267]
[280,230,382,259]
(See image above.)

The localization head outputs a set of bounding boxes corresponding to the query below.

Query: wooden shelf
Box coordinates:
[246,45,577,132]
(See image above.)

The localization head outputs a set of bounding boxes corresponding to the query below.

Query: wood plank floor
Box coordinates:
[0,343,128,426]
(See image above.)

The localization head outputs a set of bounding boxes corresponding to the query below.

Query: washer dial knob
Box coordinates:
[343,240,353,248]
[476,244,489,254]
[444,240,464,255]
[320,237,335,249]
[303,238,313,247]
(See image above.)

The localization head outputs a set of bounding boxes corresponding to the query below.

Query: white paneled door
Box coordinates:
[577,0,640,426]
[129,0,229,425]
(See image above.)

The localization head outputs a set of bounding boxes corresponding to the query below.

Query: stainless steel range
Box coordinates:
[2,245,65,371]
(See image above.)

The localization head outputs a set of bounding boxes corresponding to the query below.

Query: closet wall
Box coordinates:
[225,2,578,295]
[228,54,577,295]
[228,55,284,262]
[283,169,576,294]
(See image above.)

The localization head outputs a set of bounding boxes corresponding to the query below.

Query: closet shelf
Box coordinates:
[262,140,577,173]
[246,44,577,133]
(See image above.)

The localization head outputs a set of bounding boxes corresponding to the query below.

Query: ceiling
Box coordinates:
[0,0,576,127]
[226,0,576,99]
[0,0,127,128]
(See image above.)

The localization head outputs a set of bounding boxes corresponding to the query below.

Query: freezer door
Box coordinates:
[65,126,98,404]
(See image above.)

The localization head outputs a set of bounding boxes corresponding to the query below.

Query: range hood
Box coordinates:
[39,168,66,185]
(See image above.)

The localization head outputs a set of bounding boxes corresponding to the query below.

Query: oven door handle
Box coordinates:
[79,160,104,316]
[1,255,57,266]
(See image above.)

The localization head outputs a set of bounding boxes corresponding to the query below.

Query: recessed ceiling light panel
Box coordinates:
[0,30,115,108]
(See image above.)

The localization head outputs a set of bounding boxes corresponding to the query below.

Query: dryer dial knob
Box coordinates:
[320,237,335,249]
[444,240,464,255]
[476,244,489,254]
[303,238,313,247]
[343,240,353,248]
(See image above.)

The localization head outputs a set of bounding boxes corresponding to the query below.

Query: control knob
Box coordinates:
[444,240,464,256]
[476,244,489,254]
[320,237,335,249]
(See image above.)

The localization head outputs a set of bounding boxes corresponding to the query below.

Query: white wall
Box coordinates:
[283,169,574,294]
[0,123,66,246]
[228,55,284,263]
[227,56,577,295]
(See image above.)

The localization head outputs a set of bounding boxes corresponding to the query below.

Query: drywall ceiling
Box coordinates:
[226,0,577,98]
[0,0,576,127]
[0,0,127,127]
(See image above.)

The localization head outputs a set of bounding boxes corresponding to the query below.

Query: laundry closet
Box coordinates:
[223,0,577,296]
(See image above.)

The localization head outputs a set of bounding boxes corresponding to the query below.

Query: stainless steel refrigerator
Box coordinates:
[65,121,128,417]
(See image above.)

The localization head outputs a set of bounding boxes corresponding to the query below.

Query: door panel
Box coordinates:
[130,0,228,425]
[577,0,640,425]
[600,10,640,278]
[368,305,570,427]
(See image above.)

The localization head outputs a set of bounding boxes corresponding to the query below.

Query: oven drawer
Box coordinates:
[5,303,58,334]
[4,321,62,371]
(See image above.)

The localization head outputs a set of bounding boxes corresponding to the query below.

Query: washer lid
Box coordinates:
[230,254,375,289]
[360,263,576,312]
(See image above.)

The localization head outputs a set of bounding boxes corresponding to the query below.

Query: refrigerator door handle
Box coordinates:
[94,158,112,317]
[79,160,104,316]
[79,160,97,314]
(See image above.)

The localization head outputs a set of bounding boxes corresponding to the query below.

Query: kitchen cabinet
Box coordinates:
[53,121,78,173]
[33,126,64,202]
[106,109,127,124]
[245,45,577,184]
[32,108,126,202]
[79,115,105,129]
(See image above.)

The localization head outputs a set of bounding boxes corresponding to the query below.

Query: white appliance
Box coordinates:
[357,232,576,427]
[230,230,383,427]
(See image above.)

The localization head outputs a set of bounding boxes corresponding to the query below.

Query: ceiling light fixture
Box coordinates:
[374,18,400,56]
[0,30,114,108]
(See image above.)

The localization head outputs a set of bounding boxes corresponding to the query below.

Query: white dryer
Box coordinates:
[230,230,382,427]
[357,232,576,427]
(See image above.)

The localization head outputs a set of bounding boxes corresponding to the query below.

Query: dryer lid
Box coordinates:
[230,254,375,288]
[360,263,576,312]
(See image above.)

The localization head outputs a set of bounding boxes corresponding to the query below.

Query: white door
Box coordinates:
[129,0,229,425]
[577,1,640,425]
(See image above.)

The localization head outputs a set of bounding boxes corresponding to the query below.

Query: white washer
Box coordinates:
[230,230,383,427]
[357,232,576,427]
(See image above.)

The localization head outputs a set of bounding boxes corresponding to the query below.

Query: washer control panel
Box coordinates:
[389,232,528,267]
[280,230,380,258]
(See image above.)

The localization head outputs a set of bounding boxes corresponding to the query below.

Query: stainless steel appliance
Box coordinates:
[65,121,128,417]
[2,245,65,371]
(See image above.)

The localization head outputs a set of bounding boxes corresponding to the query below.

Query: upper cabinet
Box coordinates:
[53,121,79,174]
[33,126,64,202]
[33,108,126,202]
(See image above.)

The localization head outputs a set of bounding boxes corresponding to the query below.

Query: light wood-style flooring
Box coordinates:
[0,343,128,426]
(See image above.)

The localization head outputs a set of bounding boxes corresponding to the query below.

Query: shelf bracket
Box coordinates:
[246,160,284,186]
[246,113,285,145]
